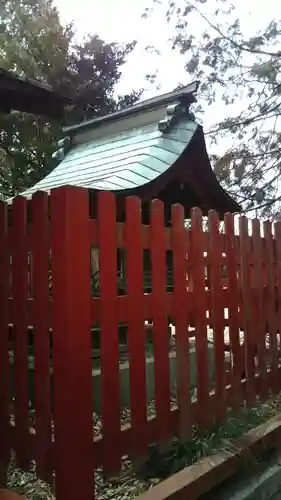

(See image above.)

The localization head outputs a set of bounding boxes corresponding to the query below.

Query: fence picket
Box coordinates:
[98,192,121,475]
[252,219,267,400]
[125,196,148,461]
[171,204,191,440]
[274,222,281,386]
[11,196,29,469]
[264,221,278,394]
[51,187,93,500]
[208,211,226,422]
[31,192,52,483]
[239,216,255,406]
[0,201,10,484]
[150,199,171,445]
[3,190,281,492]
[224,213,242,410]
[191,208,210,426]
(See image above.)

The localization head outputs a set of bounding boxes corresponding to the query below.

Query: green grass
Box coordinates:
[139,395,281,481]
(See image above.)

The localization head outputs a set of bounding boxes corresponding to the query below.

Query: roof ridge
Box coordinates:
[63,81,200,135]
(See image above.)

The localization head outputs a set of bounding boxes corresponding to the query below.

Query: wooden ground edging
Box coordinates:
[137,414,281,500]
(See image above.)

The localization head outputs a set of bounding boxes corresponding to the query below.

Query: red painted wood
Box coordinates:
[224,213,242,410]
[50,187,93,500]
[11,196,29,469]
[208,211,226,422]
[264,221,278,394]
[171,204,191,440]
[8,288,258,335]
[150,199,171,445]
[191,208,210,426]
[239,216,255,406]
[0,201,10,484]
[274,222,281,374]
[0,490,25,500]
[125,196,148,460]
[98,192,121,475]
[252,219,267,400]
[31,192,52,482]
[8,361,279,471]
[87,219,233,254]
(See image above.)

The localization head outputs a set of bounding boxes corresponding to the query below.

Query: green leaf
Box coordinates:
[1,0,141,195]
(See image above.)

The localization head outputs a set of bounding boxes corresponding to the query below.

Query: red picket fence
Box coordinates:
[0,185,281,500]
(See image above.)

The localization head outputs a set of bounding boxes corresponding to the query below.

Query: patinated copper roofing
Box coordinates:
[20,81,240,216]
[0,68,72,119]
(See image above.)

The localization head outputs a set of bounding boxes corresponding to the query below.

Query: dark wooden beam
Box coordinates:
[0,69,72,120]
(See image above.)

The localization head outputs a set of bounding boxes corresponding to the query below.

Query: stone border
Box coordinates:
[137,414,281,500]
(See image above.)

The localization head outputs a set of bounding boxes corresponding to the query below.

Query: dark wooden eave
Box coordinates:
[0,68,72,119]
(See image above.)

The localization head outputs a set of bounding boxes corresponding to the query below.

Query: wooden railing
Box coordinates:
[1,186,281,500]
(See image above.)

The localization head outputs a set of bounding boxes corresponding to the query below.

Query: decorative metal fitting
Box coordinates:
[158,102,188,132]
[52,135,72,161]
[52,147,65,161]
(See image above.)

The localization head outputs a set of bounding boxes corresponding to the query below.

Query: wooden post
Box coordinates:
[171,204,191,440]
[0,201,10,485]
[51,186,93,500]
[31,192,53,483]
[150,199,171,446]
[11,197,29,469]
[125,196,148,462]
[98,192,121,476]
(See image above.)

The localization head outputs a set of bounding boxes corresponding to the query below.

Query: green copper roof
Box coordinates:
[22,119,198,195]
[18,82,240,214]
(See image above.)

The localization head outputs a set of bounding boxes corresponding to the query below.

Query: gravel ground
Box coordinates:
[7,394,281,500]
[6,401,179,500]
[6,323,281,499]
[6,454,152,500]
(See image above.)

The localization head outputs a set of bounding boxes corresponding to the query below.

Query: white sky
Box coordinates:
[52,0,281,219]
[55,0,279,135]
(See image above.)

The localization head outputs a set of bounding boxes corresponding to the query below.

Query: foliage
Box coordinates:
[0,0,141,195]
[47,268,127,298]
[91,270,127,296]
[143,0,281,218]
[139,397,281,480]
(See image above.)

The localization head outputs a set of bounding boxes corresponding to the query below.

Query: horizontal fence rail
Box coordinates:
[0,186,281,500]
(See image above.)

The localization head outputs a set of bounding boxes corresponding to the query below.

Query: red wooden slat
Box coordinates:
[191,208,210,426]
[264,221,278,394]
[274,222,281,375]
[9,363,278,471]
[88,219,172,250]
[239,216,255,406]
[125,196,148,461]
[171,204,191,440]
[98,192,121,475]
[31,192,52,482]
[150,199,171,445]
[11,196,29,469]
[252,219,267,400]
[0,201,10,484]
[208,211,226,422]
[87,219,230,254]
[8,287,250,333]
[50,187,93,500]
[224,213,242,410]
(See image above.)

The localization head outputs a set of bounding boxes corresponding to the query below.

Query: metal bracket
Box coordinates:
[158,102,189,132]
[52,136,71,161]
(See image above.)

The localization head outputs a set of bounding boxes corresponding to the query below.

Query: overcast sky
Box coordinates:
[54,0,279,142]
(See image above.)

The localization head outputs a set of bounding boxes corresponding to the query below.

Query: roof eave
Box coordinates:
[63,81,200,135]
[181,127,241,214]
[0,69,73,119]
